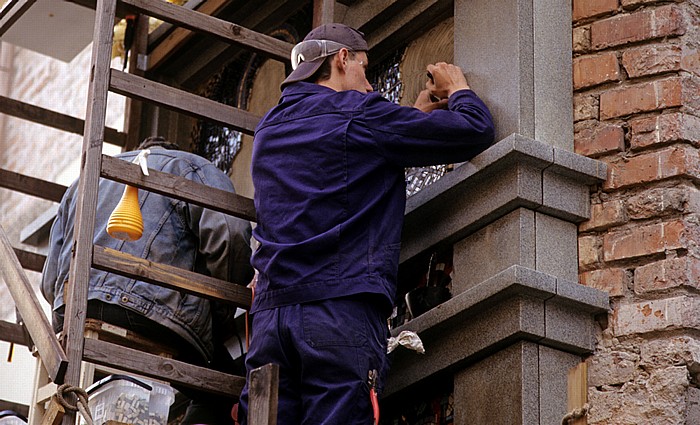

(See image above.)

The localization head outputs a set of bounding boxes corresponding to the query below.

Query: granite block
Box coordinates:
[538,346,582,425]
[385,296,545,397]
[533,0,574,150]
[535,212,578,282]
[544,299,598,353]
[454,342,540,425]
[541,171,592,222]
[452,208,536,293]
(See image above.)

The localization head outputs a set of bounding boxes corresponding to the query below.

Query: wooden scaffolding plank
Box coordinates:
[100,154,257,221]
[109,70,260,135]
[0,0,37,36]
[119,0,292,62]
[83,338,246,396]
[92,246,253,307]
[147,0,232,70]
[247,363,279,425]
[0,319,30,346]
[0,96,127,147]
[13,247,47,273]
[0,224,68,383]
[0,169,67,203]
[61,0,117,422]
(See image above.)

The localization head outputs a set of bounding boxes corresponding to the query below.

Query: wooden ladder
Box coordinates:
[0,0,297,423]
[57,0,293,423]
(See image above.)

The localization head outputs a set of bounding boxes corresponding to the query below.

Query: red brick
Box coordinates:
[613,296,700,336]
[626,187,697,220]
[600,77,682,120]
[574,53,621,90]
[629,113,700,150]
[579,235,601,269]
[573,94,599,121]
[575,121,625,157]
[573,0,618,21]
[606,145,700,190]
[580,199,627,232]
[681,46,700,75]
[634,257,700,294]
[603,219,686,262]
[573,26,591,54]
[580,267,627,297]
[591,5,684,50]
[622,44,681,78]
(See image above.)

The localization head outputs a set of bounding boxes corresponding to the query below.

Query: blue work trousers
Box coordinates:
[238,295,390,425]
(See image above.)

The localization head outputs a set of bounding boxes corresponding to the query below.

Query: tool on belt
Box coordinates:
[368,369,380,425]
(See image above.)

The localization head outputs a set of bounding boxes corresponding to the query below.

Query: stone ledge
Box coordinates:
[385,265,609,396]
[400,134,607,263]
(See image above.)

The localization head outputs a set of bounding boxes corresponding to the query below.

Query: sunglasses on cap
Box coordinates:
[291,39,354,70]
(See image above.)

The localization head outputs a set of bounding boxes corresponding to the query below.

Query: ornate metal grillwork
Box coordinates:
[368,50,450,197]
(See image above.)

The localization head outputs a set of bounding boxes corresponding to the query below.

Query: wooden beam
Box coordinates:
[0,169,67,203]
[147,0,233,71]
[123,14,150,151]
[13,247,47,273]
[170,0,304,87]
[313,0,335,27]
[92,245,253,308]
[100,154,257,221]
[83,338,246,396]
[0,95,127,147]
[341,0,453,64]
[567,361,588,425]
[119,0,292,62]
[0,0,37,37]
[61,0,118,422]
[0,319,30,346]
[0,224,68,383]
[109,70,261,136]
[247,363,279,425]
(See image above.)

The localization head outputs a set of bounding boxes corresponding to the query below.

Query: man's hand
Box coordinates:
[426,62,471,100]
[413,89,449,113]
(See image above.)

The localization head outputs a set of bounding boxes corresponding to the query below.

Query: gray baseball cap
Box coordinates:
[281,23,368,89]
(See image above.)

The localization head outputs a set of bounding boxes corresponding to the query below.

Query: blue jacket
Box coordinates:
[41,147,254,361]
[250,83,494,313]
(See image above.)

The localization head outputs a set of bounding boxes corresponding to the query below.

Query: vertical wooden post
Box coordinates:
[247,363,279,425]
[312,0,335,27]
[61,0,117,422]
[567,361,588,425]
[123,14,149,151]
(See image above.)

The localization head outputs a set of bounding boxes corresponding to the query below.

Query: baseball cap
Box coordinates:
[281,23,368,89]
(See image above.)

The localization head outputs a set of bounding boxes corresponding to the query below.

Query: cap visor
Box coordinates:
[281,59,325,89]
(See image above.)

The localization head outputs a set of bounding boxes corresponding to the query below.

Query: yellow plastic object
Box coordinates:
[107,185,144,241]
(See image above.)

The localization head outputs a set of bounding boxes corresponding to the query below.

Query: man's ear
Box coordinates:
[336,48,350,71]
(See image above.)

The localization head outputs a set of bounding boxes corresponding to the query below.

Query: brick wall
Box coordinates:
[574,0,700,422]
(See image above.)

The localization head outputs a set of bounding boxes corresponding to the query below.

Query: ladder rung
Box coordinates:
[109,70,260,135]
[0,95,127,147]
[0,168,67,203]
[83,338,246,396]
[92,245,253,308]
[0,0,35,36]
[100,155,257,222]
[13,247,47,273]
[0,319,30,346]
[119,0,291,62]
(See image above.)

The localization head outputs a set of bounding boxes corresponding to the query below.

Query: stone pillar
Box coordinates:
[454,0,573,150]
[390,136,609,424]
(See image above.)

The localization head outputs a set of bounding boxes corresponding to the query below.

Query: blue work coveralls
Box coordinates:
[240,82,494,424]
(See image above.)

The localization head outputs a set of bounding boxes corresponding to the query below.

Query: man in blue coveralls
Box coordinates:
[238,23,495,424]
